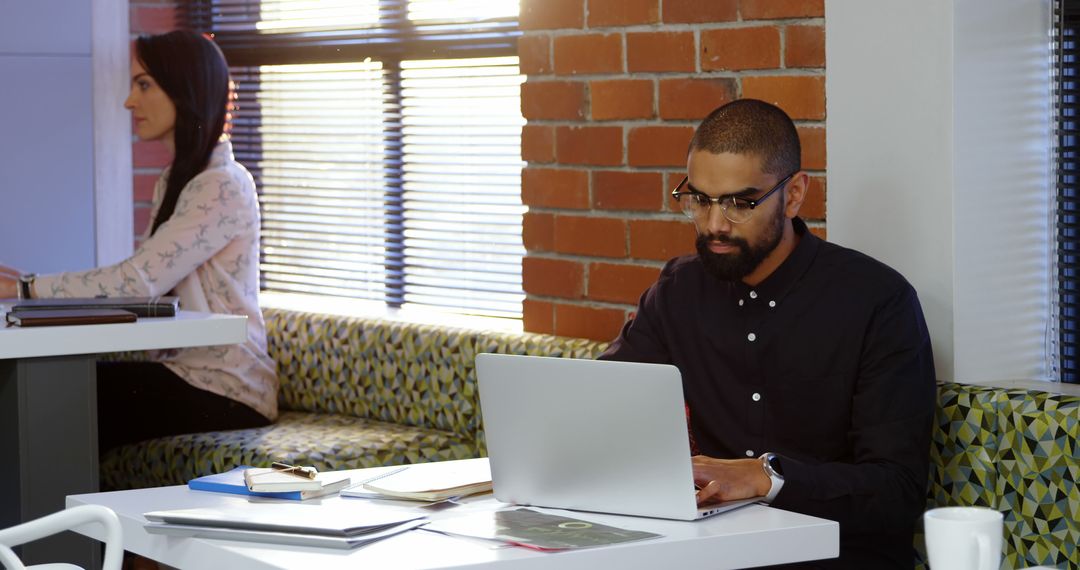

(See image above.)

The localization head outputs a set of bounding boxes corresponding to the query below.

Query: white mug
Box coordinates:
[924,507,1003,570]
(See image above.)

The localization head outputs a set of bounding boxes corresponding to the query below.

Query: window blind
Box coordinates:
[188,0,525,318]
[1054,0,1080,383]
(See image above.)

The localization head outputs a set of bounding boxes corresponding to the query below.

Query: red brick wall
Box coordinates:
[519,0,826,341]
[130,1,181,246]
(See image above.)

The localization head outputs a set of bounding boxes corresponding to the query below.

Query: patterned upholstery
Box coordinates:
[916,382,1079,569]
[100,309,1078,568]
[100,308,609,490]
[100,411,476,490]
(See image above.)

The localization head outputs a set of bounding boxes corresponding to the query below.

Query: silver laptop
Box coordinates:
[475,353,758,521]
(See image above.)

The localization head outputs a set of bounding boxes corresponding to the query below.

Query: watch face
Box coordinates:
[768,455,784,477]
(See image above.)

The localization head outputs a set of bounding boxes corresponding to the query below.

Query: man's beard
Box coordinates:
[695,208,785,282]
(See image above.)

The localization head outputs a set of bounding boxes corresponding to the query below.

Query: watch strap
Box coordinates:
[760,452,785,503]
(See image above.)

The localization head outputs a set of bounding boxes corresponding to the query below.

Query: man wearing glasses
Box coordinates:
[601,99,936,568]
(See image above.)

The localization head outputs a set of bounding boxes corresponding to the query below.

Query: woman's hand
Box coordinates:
[0,264,23,298]
[692,455,772,505]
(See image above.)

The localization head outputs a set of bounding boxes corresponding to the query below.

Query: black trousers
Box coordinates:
[96,361,270,454]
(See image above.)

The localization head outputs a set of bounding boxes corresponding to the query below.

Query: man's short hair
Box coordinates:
[689,99,801,178]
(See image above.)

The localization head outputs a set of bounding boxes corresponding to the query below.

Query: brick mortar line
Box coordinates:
[694,27,702,73]
[528,17,826,36]
[524,164,827,174]
[527,212,830,225]
[525,68,826,80]
[779,20,787,69]
[528,119,824,128]
[525,119,724,127]
[525,294,638,311]
[528,252,669,267]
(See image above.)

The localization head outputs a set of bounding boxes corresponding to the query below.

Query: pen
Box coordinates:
[270,461,318,479]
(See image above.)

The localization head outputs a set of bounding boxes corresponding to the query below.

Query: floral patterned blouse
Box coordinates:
[34,140,278,420]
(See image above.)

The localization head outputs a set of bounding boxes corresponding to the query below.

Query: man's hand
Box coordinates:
[693,455,772,505]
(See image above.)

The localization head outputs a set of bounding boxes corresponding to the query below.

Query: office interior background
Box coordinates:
[0,0,1075,390]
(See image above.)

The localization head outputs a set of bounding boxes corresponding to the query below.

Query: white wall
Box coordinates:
[0,0,131,274]
[826,0,1053,383]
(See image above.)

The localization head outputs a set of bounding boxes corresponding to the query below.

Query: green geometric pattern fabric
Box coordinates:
[100,411,476,490]
[264,308,609,443]
[101,308,610,491]
[99,308,1078,570]
[917,382,1079,569]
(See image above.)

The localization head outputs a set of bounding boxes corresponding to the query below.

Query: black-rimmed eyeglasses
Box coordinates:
[670,173,795,224]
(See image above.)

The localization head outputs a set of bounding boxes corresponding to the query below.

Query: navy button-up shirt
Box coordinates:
[601,218,936,569]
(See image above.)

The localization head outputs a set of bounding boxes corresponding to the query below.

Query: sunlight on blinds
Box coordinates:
[408,0,519,21]
[253,61,391,300]
[399,56,525,318]
[254,0,381,31]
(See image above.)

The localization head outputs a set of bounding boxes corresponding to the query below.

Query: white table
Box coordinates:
[67,464,839,570]
[0,311,247,566]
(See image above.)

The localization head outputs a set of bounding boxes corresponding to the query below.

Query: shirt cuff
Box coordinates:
[764,475,785,503]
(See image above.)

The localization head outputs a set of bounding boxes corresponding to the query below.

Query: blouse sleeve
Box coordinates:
[33,168,257,299]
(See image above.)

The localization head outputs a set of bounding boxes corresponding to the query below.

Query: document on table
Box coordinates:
[341,458,491,502]
[145,518,427,550]
[424,508,662,551]
[144,499,424,538]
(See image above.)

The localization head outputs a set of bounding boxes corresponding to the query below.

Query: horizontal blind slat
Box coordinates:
[200,1,523,318]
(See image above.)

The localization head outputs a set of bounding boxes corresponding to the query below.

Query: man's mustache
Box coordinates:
[698,234,748,248]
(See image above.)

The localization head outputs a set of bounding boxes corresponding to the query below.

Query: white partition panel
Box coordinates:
[0,55,96,273]
[826,0,1053,383]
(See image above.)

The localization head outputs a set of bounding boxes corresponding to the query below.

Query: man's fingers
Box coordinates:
[696,479,726,505]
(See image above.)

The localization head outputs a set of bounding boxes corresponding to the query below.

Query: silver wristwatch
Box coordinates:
[759,452,785,502]
[17,273,36,300]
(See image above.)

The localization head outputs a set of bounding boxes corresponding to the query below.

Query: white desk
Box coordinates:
[67,465,839,570]
[0,311,246,566]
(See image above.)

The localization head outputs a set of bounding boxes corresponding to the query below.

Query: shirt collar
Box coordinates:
[731,217,820,303]
[207,138,234,169]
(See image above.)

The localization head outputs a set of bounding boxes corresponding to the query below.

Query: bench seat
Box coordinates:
[100,307,609,491]
[96,306,1078,568]
[100,410,477,490]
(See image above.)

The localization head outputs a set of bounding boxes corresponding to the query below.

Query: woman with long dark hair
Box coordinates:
[0,31,277,451]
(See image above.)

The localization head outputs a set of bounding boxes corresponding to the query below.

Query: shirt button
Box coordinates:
[745,450,755,457]
[769,300,776,308]
[749,291,758,299]
[738,299,744,306]
[747,333,756,342]
[752,392,761,402]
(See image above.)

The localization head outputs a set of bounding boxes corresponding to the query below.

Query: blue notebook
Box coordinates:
[188,466,351,501]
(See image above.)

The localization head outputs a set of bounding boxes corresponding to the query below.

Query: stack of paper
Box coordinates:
[144,501,426,550]
[189,466,350,501]
[342,458,492,502]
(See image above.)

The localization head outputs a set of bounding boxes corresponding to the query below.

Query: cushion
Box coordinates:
[100,411,479,491]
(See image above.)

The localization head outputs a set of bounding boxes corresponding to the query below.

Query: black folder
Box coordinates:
[11,296,179,317]
[6,308,137,327]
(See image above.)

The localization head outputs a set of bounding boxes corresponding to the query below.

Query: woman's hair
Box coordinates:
[135,30,231,235]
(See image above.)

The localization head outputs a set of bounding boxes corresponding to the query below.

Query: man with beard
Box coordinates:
[600,99,936,569]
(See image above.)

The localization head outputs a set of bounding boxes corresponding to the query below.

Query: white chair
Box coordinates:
[0,505,122,570]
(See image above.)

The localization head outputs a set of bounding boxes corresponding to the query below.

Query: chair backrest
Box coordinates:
[0,505,122,570]
[263,307,610,442]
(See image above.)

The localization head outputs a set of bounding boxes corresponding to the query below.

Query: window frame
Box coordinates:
[185,0,526,319]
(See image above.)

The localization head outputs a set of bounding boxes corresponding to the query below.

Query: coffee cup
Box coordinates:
[924,506,1003,570]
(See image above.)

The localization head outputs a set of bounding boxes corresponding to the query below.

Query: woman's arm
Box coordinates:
[33,168,257,299]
